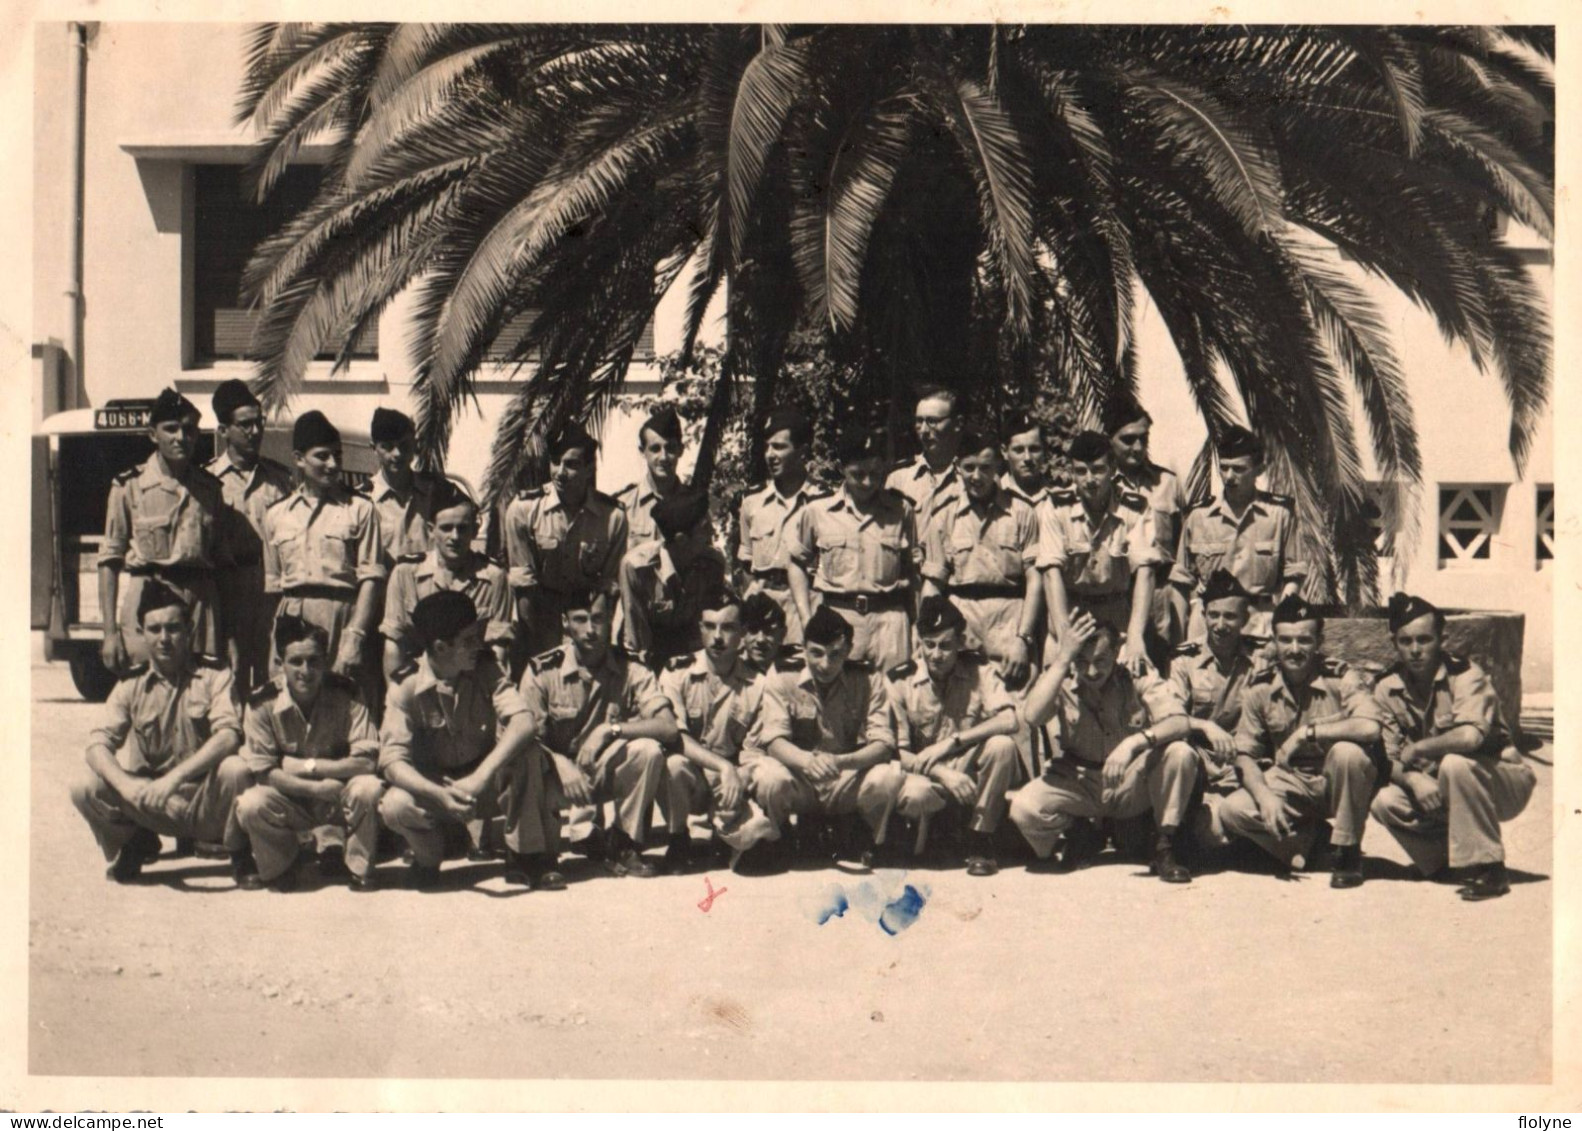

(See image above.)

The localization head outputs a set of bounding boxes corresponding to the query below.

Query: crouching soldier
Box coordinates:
[886,596,1021,876]
[71,581,254,885]
[378,591,559,890]
[751,605,921,868]
[518,588,679,879]
[234,615,384,892]
[1008,611,1196,882]
[658,588,777,873]
[1368,593,1535,900]
[1218,595,1383,887]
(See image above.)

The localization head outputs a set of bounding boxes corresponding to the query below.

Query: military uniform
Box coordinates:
[381,550,514,664]
[612,471,675,550]
[502,484,627,660]
[736,479,819,646]
[1172,492,1307,638]
[1000,472,1053,510]
[100,455,228,665]
[206,451,294,694]
[1007,666,1192,858]
[235,672,384,882]
[786,488,921,671]
[1218,659,1381,865]
[1035,487,1162,636]
[618,541,730,671]
[885,656,1021,833]
[751,659,912,839]
[261,485,386,676]
[658,650,770,849]
[886,455,964,534]
[922,490,1039,664]
[1161,641,1262,792]
[1368,655,1535,876]
[364,468,442,567]
[518,645,671,849]
[71,657,252,861]
[377,654,555,867]
[1117,462,1191,647]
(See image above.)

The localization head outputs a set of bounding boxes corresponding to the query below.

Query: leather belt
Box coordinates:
[949,582,1022,599]
[751,568,790,589]
[819,590,910,615]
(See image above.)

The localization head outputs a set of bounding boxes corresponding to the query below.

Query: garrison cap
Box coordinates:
[741,592,787,633]
[916,595,967,637]
[697,585,742,617]
[1272,592,1320,628]
[430,478,478,515]
[1201,569,1256,605]
[835,426,887,465]
[411,590,480,651]
[547,422,599,461]
[956,427,996,460]
[804,604,854,646]
[211,379,259,426]
[135,579,189,625]
[273,613,327,654]
[1102,400,1152,435]
[292,410,341,452]
[1386,592,1441,634]
[1000,409,1044,444]
[1216,425,1264,461]
[1066,430,1112,464]
[652,489,711,540]
[762,406,813,448]
[639,407,684,447]
[370,407,415,444]
[150,387,199,426]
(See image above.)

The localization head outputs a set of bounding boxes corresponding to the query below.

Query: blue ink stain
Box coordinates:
[878,884,928,936]
[814,887,849,925]
[806,871,930,936]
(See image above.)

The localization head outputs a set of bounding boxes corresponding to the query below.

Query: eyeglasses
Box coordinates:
[228,419,266,432]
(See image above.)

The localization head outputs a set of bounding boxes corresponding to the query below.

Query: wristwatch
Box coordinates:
[1016,632,1037,646]
[305,758,319,777]
[1141,728,1156,747]
[1305,722,1317,742]
[610,722,625,741]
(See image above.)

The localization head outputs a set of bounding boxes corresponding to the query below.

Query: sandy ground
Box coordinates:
[28,655,1552,1083]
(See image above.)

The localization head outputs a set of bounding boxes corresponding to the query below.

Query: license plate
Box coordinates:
[94,407,152,430]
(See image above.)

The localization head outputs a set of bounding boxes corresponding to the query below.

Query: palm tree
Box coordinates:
[235,22,1552,603]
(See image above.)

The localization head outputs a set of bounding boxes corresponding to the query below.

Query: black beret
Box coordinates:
[211,379,259,426]
[135,578,189,625]
[697,585,742,616]
[1216,425,1263,461]
[1271,592,1320,628]
[149,387,199,426]
[957,427,996,460]
[370,407,415,444]
[741,592,787,633]
[835,426,887,465]
[273,613,326,654]
[430,479,477,515]
[1201,569,1255,605]
[652,489,711,540]
[1386,591,1441,634]
[1066,430,1112,464]
[804,604,854,646]
[1102,400,1151,435]
[761,406,813,448]
[411,590,480,651]
[916,595,967,637]
[639,408,684,446]
[292,410,341,452]
[547,423,599,461]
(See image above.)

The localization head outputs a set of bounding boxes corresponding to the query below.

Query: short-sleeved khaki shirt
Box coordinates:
[206,452,294,567]
[1370,654,1507,765]
[381,550,514,649]
[757,663,895,755]
[922,490,1039,589]
[1234,659,1381,772]
[263,487,386,593]
[1172,492,1307,599]
[1036,490,1162,597]
[518,645,671,757]
[659,650,756,758]
[885,656,1015,755]
[502,485,627,595]
[242,673,378,775]
[1042,667,1181,766]
[365,469,441,565]
[379,654,527,777]
[787,488,920,596]
[100,456,227,571]
[91,660,239,776]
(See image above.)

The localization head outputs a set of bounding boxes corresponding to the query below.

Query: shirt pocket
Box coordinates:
[821,535,859,587]
[575,536,607,579]
[748,518,783,568]
[184,696,213,746]
[312,511,355,576]
[1192,538,1230,574]
[991,527,1025,578]
[1248,540,1279,587]
[132,506,178,562]
[870,530,906,586]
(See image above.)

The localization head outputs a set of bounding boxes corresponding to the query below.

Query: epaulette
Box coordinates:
[665,653,694,672]
[124,661,150,678]
[390,660,420,684]
[887,659,917,681]
[891,457,914,472]
[529,647,565,674]
[846,658,875,673]
[1048,487,1077,505]
[613,482,639,499]
[806,487,835,502]
[773,655,805,672]
[1116,487,1148,509]
[194,652,227,670]
[959,649,987,665]
[112,466,140,486]
[1443,652,1471,675]
[247,681,281,709]
[324,671,360,694]
[189,464,222,486]
[1249,667,1278,686]
[515,485,545,501]
[1260,490,1295,508]
[1173,641,1205,657]
[591,489,620,507]
[1319,657,1350,678]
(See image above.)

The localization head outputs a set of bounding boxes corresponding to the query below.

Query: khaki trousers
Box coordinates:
[553,737,666,849]
[72,754,252,859]
[236,775,385,881]
[1370,750,1535,873]
[823,604,912,672]
[662,756,777,851]
[921,734,1020,833]
[751,759,908,840]
[1008,741,1199,859]
[1219,741,1376,865]
[379,752,555,868]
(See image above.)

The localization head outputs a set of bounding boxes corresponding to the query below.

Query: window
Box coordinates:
[1438,485,1504,565]
[485,309,655,364]
[1538,485,1555,563]
[192,164,377,365]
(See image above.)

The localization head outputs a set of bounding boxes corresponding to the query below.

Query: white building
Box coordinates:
[31,22,1554,690]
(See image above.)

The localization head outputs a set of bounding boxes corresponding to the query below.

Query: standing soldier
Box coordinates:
[382,482,513,680]
[751,606,917,867]
[261,412,385,698]
[1107,401,1192,651]
[618,489,730,671]
[519,588,678,879]
[786,426,921,672]
[379,591,560,890]
[921,429,1042,692]
[234,615,385,892]
[614,408,687,549]
[999,411,1054,510]
[1036,430,1160,676]
[206,379,294,698]
[886,387,966,526]
[885,597,1022,876]
[657,589,776,873]
[735,407,818,646]
[70,582,255,885]
[1368,593,1535,901]
[1218,595,1383,888]
[364,407,440,568]
[503,424,628,665]
[98,387,227,674]
[1171,426,1306,642]
[1008,613,1196,883]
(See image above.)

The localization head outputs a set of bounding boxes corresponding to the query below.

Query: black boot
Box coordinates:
[1458,861,1511,901]
[107,828,162,884]
[964,831,999,877]
[1150,826,1192,884]
[1330,844,1365,889]
[663,831,694,874]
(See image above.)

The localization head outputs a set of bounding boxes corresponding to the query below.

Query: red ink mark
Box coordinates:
[698,875,727,913]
